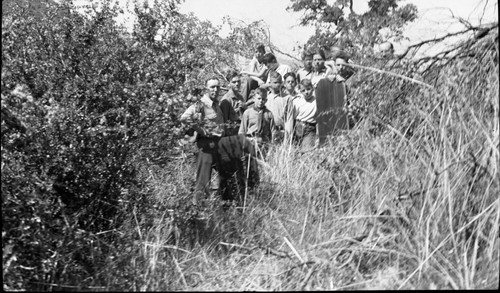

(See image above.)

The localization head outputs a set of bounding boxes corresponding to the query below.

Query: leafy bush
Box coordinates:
[1,0,262,289]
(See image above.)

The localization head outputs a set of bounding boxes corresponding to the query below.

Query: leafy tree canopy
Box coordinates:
[287,0,418,59]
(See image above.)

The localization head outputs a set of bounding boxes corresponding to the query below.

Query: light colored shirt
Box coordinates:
[265,92,295,137]
[180,94,225,137]
[311,69,328,89]
[296,68,313,83]
[293,94,317,124]
[238,106,275,142]
[248,56,265,74]
[266,64,292,84]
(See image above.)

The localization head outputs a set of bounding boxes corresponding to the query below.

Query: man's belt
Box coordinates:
[296,120,316,127]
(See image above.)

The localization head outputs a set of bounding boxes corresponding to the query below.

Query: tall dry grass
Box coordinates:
[103,29,499,290]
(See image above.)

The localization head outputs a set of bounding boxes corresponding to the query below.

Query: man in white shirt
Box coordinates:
[180,77,260,206]
[264,71,294,143]
[180,77,225,203]
[296,49,313,83]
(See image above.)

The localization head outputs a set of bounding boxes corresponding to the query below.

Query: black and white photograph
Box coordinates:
[2,0,498,290]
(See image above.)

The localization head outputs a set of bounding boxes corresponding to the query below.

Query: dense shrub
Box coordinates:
[1,0,262,289]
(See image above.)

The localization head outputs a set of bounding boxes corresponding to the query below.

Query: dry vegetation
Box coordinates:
[2,1,497,290]
[113,28,499,290]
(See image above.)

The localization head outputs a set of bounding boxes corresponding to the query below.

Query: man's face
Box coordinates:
[303,56,313,71]
[269,77,282,94]
[335,58,347,75]
[254,92,267,109]
[266,61,279,72]
[284,75,296,92]
[255,49,265,62]
[206,79,220,100]
[312,53,325,72]
[299,85,314,100]
[228,76,241,92]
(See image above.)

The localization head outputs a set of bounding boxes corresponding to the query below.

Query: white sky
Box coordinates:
[178,0,498,57]
[71,0,498,58]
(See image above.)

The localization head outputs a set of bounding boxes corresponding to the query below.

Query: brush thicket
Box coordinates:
[107,29,498,290]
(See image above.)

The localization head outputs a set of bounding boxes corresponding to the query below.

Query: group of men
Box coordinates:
[180,43,354,206]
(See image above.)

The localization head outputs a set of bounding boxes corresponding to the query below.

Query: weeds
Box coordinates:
[109,28,499,291]
[3,5,497,290]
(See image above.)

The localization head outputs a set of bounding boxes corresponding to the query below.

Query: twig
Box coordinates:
[299,193,311,245]
[28,282,105,290]
[300,263,319,290]
[397,28,473,60]
[243,153,251,211]
[283,236,305,264]
[215,67,228,82]
[172,254,188,289]
[218,242,292,259]
[345,62,434,89]
[132,207,143,241]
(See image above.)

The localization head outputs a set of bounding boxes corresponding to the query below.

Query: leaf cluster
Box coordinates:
[1,0,264,290]
[288,0,418,59]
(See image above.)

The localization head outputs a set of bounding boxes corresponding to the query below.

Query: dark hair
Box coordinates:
[268,71,282,82]
[255,43,265,53]
[329,46,350,62]
[225,69,241,82]
[299,78,313,88]
[205,75,219,85]
[262,53,277,65]
[253,87,268,99]
[329,45,342,56]
[283,72,297,81]
[190,87,203,97]
[312,47,326,60]
[301,48,313,60]
[332,50,350,62]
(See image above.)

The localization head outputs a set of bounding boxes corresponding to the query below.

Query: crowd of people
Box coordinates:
[180,43,355,207]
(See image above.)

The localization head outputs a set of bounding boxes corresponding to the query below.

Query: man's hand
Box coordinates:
[234,100,244,113]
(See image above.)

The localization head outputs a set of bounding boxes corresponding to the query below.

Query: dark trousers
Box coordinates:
[194,135,259,204]
[239,75,259,102]
[294,121,317,150]
[217,135,259,203]
[194,138,220,202]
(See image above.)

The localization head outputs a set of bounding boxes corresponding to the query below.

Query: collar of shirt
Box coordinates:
[200,94,216,107]
[313,68,327,75]
[284,89,297,97]
[298,68,312,74]
[223,90,243,102]
[253,105,267,112]
[267,91,282,101]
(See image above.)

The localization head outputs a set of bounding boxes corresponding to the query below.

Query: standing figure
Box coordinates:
[292,79,317,150]
[315,48,354,146]
[264,71,295,143]
[220,69,246,135]
[282,72,298,98]
[239,87,276,157]
[216,134,259,205]
[310,47,328,89]
[296,48,313,83]
[180,76,226,204]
